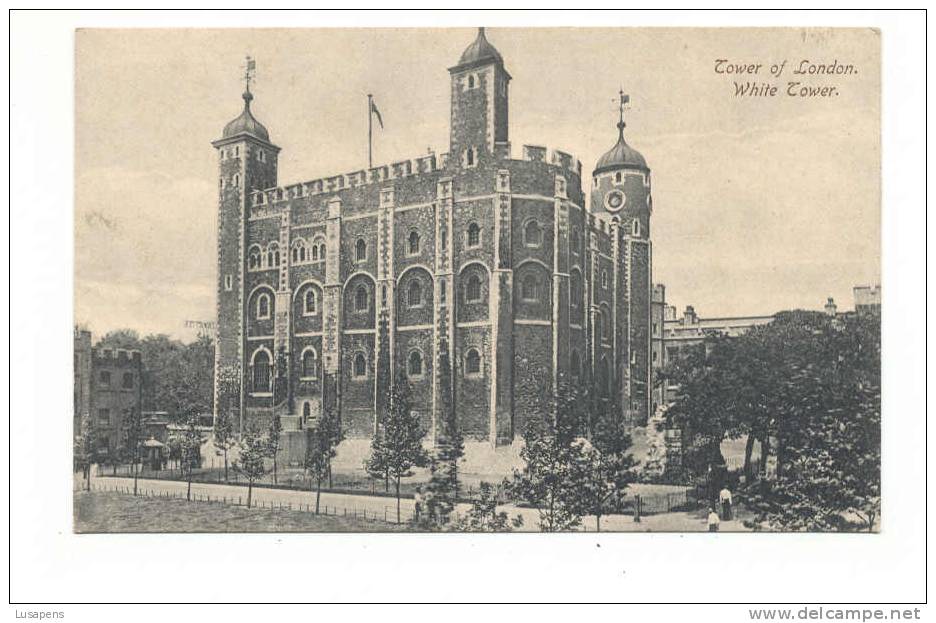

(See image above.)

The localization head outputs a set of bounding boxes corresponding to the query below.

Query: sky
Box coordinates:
[75,27,880,341]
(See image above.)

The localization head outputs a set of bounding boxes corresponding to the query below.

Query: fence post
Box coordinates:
[634,495,641,523]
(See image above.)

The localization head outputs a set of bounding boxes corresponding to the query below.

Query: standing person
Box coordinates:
[413,486,423,523]
[707,508,721,532]
[719,486,733,521]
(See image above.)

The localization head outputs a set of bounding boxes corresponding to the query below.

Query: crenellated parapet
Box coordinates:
[92,348,142,366]
[248,152,447,214]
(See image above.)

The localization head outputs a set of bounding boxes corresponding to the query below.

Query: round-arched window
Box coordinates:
[408,351,423,377]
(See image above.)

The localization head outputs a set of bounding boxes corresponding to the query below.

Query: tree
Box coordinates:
[213,410,235,483]
[267,414,282,485]
[234,428,270,508]
[567,415,639,532]
[365,381,429,523]
[451,482,523,532]
[508,423,581,532]
[95,330,215,422]
[740,312,881,531]
[664,310,881,531]
[304,406,343,514]
[74,412,96,491]
[124,407,144,495]
[179,414,205,502]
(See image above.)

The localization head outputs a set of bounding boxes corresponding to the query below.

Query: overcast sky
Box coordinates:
[75,27,880,341]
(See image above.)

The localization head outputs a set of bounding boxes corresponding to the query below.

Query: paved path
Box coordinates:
[89,475,749,532]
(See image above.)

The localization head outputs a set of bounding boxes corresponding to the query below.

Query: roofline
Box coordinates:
[211,133,281,152]
[448,58,512,80]
[592,162,650,176]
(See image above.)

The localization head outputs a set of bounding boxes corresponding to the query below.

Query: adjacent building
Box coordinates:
[73,327,144,460]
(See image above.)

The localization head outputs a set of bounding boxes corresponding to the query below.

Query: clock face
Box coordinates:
[604,190,626,212]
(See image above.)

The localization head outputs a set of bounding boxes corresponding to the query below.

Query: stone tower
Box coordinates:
[448,27,511,163]
[590,91,653,424]
[211,80,280,433]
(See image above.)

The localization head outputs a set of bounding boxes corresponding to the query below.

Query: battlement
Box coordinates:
[250,152,447,210]
[92,347,142,366]
[517,145,583,177]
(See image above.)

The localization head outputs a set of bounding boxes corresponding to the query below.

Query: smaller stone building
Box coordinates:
[73,328,144,461]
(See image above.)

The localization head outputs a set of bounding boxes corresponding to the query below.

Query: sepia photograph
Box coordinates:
[71,25,882,535]
[9,8,928,611]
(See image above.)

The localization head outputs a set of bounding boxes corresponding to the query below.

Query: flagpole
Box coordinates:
[367,93,373,169]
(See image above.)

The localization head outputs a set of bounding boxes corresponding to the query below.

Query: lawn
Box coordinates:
[74,490,409,533]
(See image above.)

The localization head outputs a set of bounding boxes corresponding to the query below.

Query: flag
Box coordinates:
[246,57,256,72]
[370,100,384,129]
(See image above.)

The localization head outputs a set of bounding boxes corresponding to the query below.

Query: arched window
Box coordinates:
[467,222,481,248]
[311,245,318,262]
[252,350,271,392]
[524,220,542,247]
[440,278,447,304]
[571,227,581,253]
[602,307,611,340]
[302,402,311,418]
[256,293,271,320]
[601,270,609,289]
[355,238,367,262]
[570,270,582,308]
[354,285,368,312]
[232,174,240,187]
[594,311,603,344]
[465,147,475,167]
[571,351,582,378]
[468,74,475,89]
[632,220,641,237]
[466,274,482,303]
[408,279,422,308]
[291,239,307,263]
[599,356,610,396]
[248,246,261,270]
[266,242,280,269]
[408,230,420,255]
[521,274,538,302]
[353,353,367,378]
[615,172,622,183]
[303,289,317,315]
[408,351,423,377]
[319,243,327,262]
[465,349,481,376]
[301,348,318,378]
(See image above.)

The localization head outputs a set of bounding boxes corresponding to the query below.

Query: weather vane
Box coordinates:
[243,55,256,93]
[617,87,630,130]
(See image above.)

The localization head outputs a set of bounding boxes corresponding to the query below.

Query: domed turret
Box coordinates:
[457,27,503,68]
[593,93,646,174]
[594,127,647,173]
[222,89,270,142]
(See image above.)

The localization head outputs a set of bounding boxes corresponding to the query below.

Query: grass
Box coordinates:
[74,490,409,533]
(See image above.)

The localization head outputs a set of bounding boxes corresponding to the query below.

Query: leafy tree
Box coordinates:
[424,342,463,527]
[740,312,881,531]
[508,423,581,532]
[95,331,214,421]
[234,428,269,508]
[213,409,235,483]
[664,310,881,531]
[451,482,522,532]
[74,412,96,491]
[179,414,205,501]
[365,381,429,523]
[123,407,144,495]
[568,398,639,532]
[267,414,283,485]
[304,406,343,514]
